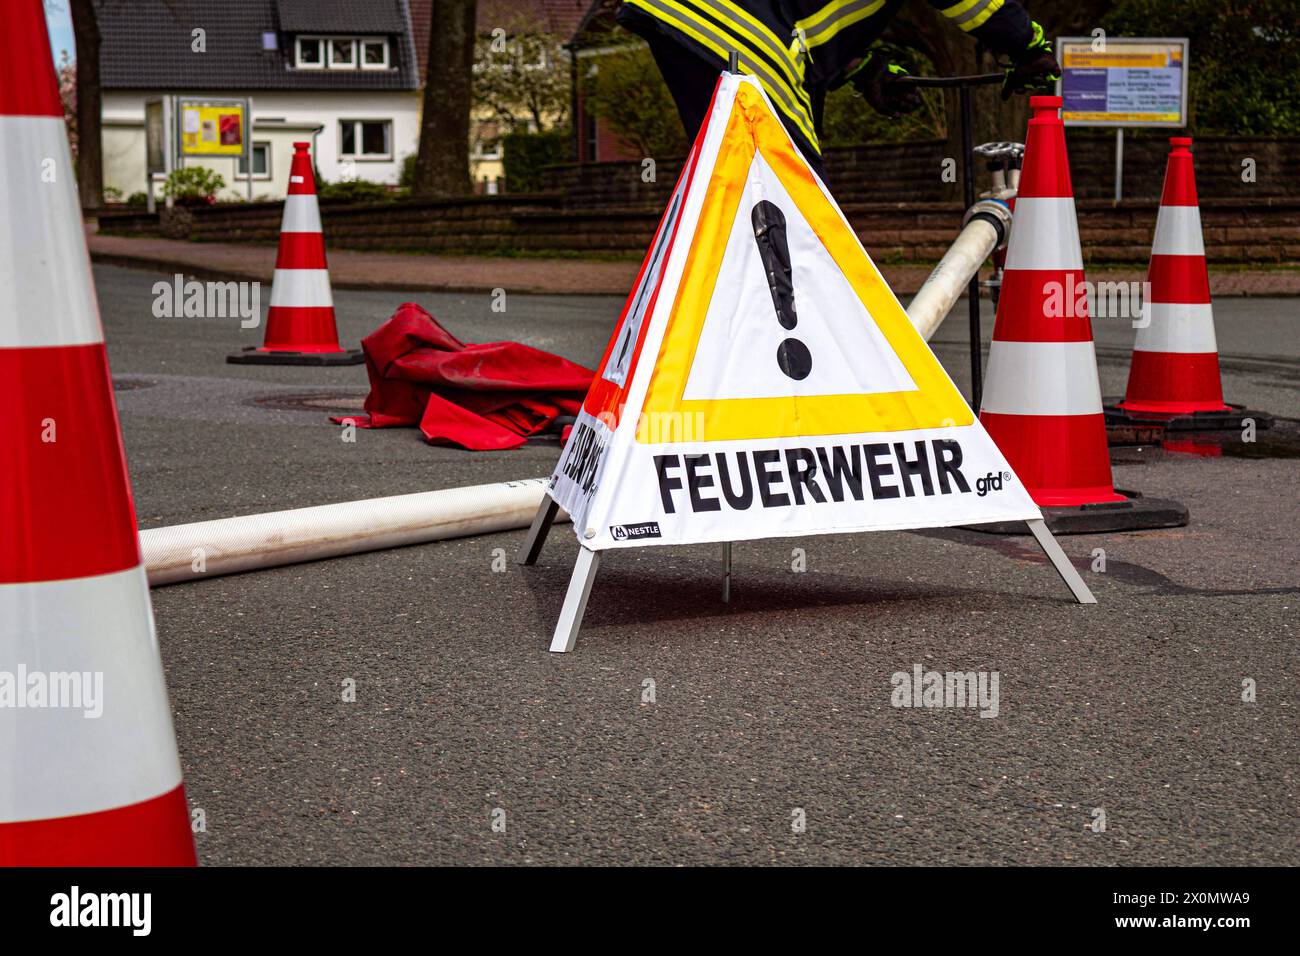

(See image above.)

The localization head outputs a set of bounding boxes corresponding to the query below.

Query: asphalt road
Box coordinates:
[98,263,1299,866]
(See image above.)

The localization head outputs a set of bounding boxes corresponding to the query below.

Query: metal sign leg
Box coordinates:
[959,85,983,412]
[1026,518,1097,604]
[516,497,559,566]
[549,547,602,653]
[721,542,732,603]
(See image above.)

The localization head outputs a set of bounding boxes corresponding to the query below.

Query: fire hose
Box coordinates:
[141,478,566,586]
[905,197,1011,341]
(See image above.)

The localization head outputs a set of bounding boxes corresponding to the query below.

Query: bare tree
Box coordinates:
[413,0,478,197]
[69,0,103,209]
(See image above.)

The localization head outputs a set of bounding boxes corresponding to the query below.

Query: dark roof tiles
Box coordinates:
[96,0,418,91]
[276,0,407,34]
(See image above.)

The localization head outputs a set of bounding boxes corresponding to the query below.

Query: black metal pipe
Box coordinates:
[960,86,983,412]
[896,72,1003,88]
[566,43,579,164]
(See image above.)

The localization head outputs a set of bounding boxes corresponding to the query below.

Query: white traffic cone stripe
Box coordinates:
[981,340,1104,415]
[1133,302,1218,353]
[0,116,101,348]
[269,269,334,308]
[0,565,184,823]
[281,195,323,234]
[1152,205,1206,257]
[1003,197,1084,271]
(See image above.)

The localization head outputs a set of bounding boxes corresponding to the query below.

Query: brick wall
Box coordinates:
[845,199,1300,264]
[1066,133,1298,201]
[542,134,1300,206]
[539,141,950,208]
[100,195,1299,264]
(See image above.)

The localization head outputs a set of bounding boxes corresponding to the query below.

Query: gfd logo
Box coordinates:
[975,471,1010,497]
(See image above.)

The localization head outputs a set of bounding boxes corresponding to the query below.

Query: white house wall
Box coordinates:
[102,90,421,201]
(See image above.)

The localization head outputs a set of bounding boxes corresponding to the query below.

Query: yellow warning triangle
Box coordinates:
[642,79,971,440]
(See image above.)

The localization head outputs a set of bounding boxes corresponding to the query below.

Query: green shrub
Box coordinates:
[317,178,394,202]
[160,166,225,204]
[502,129,568,193]
[581,46,686,160]
[399,153,417,189]
[126,191,148,207]
[1103,0,1300,134]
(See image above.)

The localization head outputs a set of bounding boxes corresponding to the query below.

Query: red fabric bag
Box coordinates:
[335,302,594,451]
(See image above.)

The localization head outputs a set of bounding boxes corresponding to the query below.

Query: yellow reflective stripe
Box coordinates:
[644,0,809,107]
[939,0,1004,31]
[796,0,854,35]
[635,0,810,111]
[627,0,819,146]
[795,0,889,48]
[707,0,808,94]
[963,0,1003,30]
[799,0,887,47]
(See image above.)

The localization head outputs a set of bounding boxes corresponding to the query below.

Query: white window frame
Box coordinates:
[295,35,324,69]
[359,37,389,70]
[327,37,357,69]
[339,119,393,161]
[294,35,392,71]
[473,139,503,162]
[236,141,272,180]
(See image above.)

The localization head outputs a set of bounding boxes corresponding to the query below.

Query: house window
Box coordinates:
[340,120,392,160]
[360,38,389,69]
[295,36,323,68]
[328,38,356,68]
[294,35,390,71]
[237,142,271,179]
[474,138,503,161]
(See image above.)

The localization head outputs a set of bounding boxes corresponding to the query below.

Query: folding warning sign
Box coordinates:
[520,73,1095,652]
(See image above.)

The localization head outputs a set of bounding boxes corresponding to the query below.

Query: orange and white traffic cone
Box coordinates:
[977,96,1186,534]
[0,0,197,865]
[1108,137,1270,432]
[228,141,362,365]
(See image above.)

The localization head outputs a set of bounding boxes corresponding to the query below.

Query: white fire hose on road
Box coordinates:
[905,197,1012,341]
[141,478,565,586]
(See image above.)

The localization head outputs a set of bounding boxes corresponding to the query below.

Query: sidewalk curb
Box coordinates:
[88,251,633,296]
[89,247,1300,298]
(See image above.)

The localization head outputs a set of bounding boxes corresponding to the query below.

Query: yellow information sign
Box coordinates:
[1057,38,1188,127]
[178,100,247,157]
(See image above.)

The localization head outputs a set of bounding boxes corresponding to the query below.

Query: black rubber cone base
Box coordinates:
[1104,400,1273,434]
[963,488,1189,536]
[227,347,364,366]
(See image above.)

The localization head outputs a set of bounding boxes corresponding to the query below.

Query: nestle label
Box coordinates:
[610,522,662,541]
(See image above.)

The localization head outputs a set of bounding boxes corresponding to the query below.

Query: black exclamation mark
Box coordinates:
[752,200,811,381]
